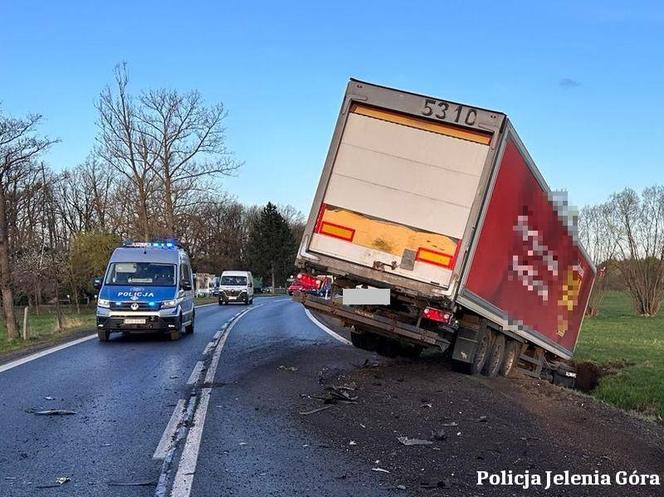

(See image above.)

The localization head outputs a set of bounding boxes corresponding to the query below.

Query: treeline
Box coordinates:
[0,64,303,340]
[579,186,664,317]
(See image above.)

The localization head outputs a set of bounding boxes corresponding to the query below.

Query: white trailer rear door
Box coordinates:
[309,104,491,288]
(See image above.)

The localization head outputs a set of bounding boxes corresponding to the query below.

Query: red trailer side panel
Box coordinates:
[463,137,595,356]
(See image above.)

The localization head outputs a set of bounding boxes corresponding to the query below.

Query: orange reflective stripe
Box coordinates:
[319,221,355,242]
[350,103,492,145]
[416,247,455,269]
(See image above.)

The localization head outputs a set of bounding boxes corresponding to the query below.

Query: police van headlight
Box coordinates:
[161,298,181,309]
[97,298,110,309]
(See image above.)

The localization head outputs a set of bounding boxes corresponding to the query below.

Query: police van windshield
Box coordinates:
[105,263,176,286]
[221,275,247,286]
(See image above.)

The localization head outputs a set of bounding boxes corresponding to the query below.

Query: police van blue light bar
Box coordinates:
[122,239,179,249]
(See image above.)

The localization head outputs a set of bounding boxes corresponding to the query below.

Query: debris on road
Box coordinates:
[477,415,488,423]
[107,479,155,486]
[372,467,390,473]
[36,476,71,488]
[26,408,77,416]
[278,365,298,372]
[441,421,458,427]
[431,429,447,441]
[299,405,333,416]
[397,436,433,446]
[349,440,357,446]
[44,396,54,400]
[317,385,357,404]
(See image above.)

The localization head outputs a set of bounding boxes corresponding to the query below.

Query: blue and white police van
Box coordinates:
[95,241,195,341]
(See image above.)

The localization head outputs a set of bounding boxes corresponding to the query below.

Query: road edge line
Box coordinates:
[304,308,352,345]
[0,302,224,374]
[0,334,97,374]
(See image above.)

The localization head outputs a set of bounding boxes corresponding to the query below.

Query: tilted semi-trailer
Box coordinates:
[295,79,595,378]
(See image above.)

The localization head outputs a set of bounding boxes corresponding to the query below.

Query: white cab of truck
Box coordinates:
[218,270,254,305]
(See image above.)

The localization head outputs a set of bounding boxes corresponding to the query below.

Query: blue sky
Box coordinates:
[1,0,662,215]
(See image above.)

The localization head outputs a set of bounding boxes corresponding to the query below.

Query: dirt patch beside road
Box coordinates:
[298,350,664,496]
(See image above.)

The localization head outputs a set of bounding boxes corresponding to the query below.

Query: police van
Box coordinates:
[95,241,195,341]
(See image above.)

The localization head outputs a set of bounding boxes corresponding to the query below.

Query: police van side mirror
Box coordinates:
[93,276,103,290]
[181,281,192,291]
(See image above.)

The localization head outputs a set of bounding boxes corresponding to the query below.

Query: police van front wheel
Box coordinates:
[169,317,184,341]
[186,313,195,334]
[97,329,110,342]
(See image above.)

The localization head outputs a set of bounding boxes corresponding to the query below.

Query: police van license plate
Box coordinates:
[124,318,146,325]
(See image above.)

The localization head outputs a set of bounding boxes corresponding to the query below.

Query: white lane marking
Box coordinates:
[202,341,215,356]
[170,387,212,496]
[186,361,205,385]
[304,308,352,345]
[153,399,187,460]
[195,302,219,308]
[171,304,261,497]
[213,330,222,341]
[0,334,97,374]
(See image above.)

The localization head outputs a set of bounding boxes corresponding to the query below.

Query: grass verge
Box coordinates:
[0,308,96,356]
[575,291,664,419]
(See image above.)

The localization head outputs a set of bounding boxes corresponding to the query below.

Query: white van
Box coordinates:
[218,271,254,305]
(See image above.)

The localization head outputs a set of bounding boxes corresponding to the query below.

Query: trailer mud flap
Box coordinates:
[452,326,483,364]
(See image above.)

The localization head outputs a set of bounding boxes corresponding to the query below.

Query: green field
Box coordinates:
[0,307,96,355]
[575,291,664,419]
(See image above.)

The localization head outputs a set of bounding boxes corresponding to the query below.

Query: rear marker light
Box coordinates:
[422,307,452,323]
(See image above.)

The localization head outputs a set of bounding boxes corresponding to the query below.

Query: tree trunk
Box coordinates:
[71,280,80,315]
[271,265,276,294]
[138,182,150,242]
[162,159,176,236]
[0,187,18,339]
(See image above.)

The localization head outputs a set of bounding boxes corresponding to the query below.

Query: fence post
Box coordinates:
[22,306,29,341]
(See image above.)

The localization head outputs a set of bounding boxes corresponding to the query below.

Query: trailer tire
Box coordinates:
[399,344,423,359]
[482,333,505,377]
[500,339,520,377]
[350,331,370,350]
[375,336,400,358]
[469,328,492,375]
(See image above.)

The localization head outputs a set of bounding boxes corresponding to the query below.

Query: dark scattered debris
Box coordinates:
[397,436,433,446]
[26,408,77,416]
[107,479,156,487]
[299,405,333,416]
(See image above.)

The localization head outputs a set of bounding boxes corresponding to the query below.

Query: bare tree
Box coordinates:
[606,187,664,316]
[0,111,56,339]
[579,203,617,315]
[96,63,157,241]
[138,88,241,235]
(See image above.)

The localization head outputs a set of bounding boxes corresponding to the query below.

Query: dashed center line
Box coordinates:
[154,304,261,497]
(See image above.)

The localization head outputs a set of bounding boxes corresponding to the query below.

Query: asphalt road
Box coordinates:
[1,297,663,497]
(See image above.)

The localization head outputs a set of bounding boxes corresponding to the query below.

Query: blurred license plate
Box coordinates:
[124,318,146,325]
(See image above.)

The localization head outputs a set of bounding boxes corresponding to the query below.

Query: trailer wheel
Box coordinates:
[482,333,505,377]
[351,326,380,351]
[500,340,520,377]
[399,344,423,359]
[469,328,492,375]
[375,337,400,358]
[350,331,370,349]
